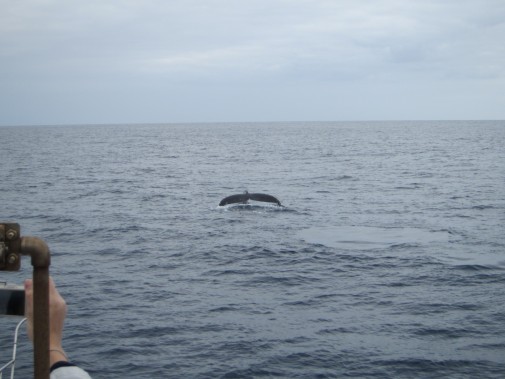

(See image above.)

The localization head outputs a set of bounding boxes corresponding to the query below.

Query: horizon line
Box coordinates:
[1,119,504,128]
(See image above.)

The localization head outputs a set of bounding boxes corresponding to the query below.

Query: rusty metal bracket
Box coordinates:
[1,223,50,379]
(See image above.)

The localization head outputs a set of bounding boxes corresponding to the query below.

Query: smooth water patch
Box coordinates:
[299,226,450,250]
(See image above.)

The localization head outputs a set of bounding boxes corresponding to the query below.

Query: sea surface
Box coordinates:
[1,121,504,378]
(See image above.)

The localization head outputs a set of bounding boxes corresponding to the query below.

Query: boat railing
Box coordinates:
[0,318,27,379]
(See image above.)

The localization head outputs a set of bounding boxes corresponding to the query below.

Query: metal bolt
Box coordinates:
[7,254,17,264]
[6,229,17,240]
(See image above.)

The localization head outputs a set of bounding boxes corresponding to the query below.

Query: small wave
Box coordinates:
[205,269,255,277]
[387,281,411,287]
[282,299,321,307]
[413,327,475,339]
[141,193,168,201]
[395,183,423,190]
[402,302,483,315]
[316,327,357,335]
[452,264,497,271]
[472,204,495,210]
[209,305,240,313]
[375,358,504,377]
[220,367,285,378]
[239,274,314,288]
[466,342,505,349]
[335,175,354,180]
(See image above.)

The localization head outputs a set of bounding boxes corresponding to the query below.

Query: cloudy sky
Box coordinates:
[1,0,504,125]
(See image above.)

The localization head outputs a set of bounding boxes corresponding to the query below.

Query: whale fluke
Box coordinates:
[248,193,281,205]
[219,191,281,206]
[219,193,249,206]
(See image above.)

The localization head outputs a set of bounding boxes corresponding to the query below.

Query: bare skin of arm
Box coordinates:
[25,277,69,367]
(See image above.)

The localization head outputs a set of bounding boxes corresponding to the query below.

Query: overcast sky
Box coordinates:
[1,0,504,125]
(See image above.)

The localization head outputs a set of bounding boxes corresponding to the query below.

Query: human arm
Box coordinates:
[25,277,92,378]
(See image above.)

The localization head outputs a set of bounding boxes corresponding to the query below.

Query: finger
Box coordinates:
[24,278,33,292]
[48,276,56,297]
[48,276,65,301]
[24,279,34,340]
[24,279,33,310]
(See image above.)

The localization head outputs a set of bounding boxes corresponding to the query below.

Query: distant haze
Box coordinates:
[1,0,504,125]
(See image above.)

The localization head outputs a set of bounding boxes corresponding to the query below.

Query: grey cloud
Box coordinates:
[1,0,504,124]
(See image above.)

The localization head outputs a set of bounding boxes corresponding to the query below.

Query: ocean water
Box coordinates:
[1,121,504,378]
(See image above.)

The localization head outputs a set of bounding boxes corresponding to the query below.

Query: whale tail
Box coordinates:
[219,191,281,206]
[219,193,249,206]
[248,193,281,205]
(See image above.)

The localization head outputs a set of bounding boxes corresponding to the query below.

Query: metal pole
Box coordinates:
[21,237,51,379]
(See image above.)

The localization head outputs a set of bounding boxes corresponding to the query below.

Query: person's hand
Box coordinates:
[25,277,69,365]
